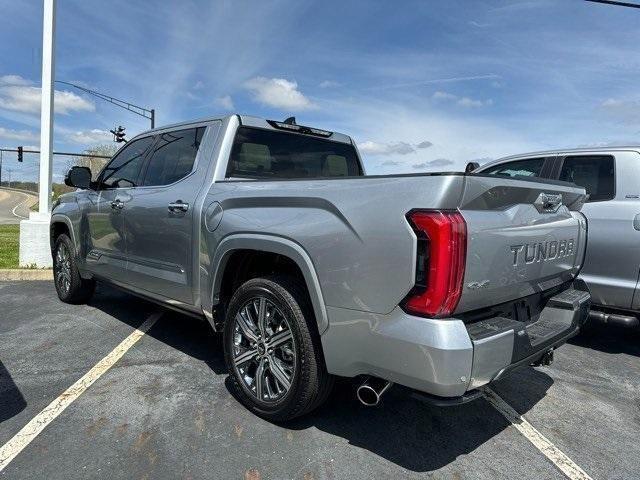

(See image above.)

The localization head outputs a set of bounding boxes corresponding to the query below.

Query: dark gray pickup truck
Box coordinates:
[51,115,590,420]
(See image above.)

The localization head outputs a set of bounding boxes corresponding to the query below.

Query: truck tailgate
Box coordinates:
[455,175,588,314]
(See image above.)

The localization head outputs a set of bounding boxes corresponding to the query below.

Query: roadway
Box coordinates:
[0,188,37,224]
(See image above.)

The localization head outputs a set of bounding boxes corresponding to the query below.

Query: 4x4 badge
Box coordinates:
[467,280,490,290]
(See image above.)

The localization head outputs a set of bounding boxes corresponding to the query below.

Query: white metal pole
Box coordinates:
[38,0,56,214]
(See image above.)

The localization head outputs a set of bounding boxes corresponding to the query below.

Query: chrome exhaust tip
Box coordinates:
[356,376,393,406]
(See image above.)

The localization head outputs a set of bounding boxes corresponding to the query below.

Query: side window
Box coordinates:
[559,155,615,202]
[142,127,205,187]
[99,136,154,188]
[482,157,545,178]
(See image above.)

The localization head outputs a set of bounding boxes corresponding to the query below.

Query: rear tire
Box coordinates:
[53,234,95,304]
[223,275,333,421]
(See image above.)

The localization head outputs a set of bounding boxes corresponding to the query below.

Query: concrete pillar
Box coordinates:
[19,0,56,268]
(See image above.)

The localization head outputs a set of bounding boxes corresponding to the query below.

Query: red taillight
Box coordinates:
[402,210,467,318]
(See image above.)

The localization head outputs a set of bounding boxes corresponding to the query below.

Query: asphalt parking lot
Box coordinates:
[1,280,639,479]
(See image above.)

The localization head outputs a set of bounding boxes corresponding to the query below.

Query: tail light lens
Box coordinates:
[402,210,467,318]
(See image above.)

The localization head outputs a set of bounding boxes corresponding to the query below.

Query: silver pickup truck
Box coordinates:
[475,147,640,329]
[51,115,591,420]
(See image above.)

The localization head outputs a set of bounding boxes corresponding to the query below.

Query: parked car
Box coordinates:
[475,147,640,329]
[52,115,590,420]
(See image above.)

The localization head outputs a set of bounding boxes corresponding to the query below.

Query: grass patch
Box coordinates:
[0,224,20,268]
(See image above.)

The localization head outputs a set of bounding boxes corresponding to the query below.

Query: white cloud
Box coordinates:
[457,97,493,108]
[244,77,315,111]
[432,91,457,101]
[357,139,433,156]
[0,75,32,86]
[601,98,640,125]
[0,126,38,142]
[53,90,96,114]
[0,75,95,115]
[319,80,341,88]
[412,158,454,169]
[432,91,493,108]
[342,99,540,174]
[66,129,112,144]
[215,95,234,110]
[371,75,501,91]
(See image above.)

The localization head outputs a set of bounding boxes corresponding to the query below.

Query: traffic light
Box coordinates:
[17,146,23,162]
[109,126,127,143]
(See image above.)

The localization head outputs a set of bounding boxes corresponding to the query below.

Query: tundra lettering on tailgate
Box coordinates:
[510,239,575,267]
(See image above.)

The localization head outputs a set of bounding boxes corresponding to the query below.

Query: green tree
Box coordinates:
[67,144,118,180]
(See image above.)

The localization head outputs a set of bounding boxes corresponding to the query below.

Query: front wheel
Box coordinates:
[223,276,333,421]
[53,234,95,304]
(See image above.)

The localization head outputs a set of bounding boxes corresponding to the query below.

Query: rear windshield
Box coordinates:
[226,126,363,179]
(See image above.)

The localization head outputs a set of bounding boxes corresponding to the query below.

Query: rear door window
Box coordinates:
[482,157,546,178]
[227,127,362,179]
[558,155,615,202]
[142,127,205,186]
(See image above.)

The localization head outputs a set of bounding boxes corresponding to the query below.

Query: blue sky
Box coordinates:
[1,0,640,182]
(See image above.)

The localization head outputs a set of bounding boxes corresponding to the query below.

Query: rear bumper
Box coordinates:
[321,280,590,398]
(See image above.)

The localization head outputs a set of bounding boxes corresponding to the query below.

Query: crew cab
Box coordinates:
[475,147,640,329]
[51,115,590,420]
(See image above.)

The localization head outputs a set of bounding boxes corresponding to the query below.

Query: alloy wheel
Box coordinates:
[54,243,72,295]
[230,296,296,403]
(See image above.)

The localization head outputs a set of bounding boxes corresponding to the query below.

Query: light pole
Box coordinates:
[39,0,56,214]
[19,0,57,268]
[54,80,156,128]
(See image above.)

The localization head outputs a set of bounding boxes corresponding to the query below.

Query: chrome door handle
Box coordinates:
[634,214,640,231]
[110,200,124,210]
[168,201,189,213]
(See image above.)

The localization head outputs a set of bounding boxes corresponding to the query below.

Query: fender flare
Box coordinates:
[209,234,329,333]
[50,214,78,256]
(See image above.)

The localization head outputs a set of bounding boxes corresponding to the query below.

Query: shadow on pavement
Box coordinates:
[284,369,552,472]
[88,283,227,374]
[89,283,554,473]
[569,322,640,357]
[0,360,27,423]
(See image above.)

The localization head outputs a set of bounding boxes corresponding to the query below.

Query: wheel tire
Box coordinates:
[223,275,333,421]
[53,233,95,304]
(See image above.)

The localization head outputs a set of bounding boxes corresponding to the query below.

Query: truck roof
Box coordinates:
[134,114,354,145]
[481,145,640,170]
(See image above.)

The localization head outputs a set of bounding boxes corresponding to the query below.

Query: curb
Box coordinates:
[0,269,53,281]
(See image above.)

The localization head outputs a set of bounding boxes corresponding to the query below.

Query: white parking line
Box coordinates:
[0,312,161,472]
[484,387,593,480]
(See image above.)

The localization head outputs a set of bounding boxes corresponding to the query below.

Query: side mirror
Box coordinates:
[465,162,480,174]
[65,166,92,189]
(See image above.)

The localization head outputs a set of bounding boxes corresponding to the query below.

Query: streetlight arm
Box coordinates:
[54,80,155,127]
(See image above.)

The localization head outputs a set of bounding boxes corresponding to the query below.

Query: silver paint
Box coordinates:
[479,148,640,313]
[51,114,591,400]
